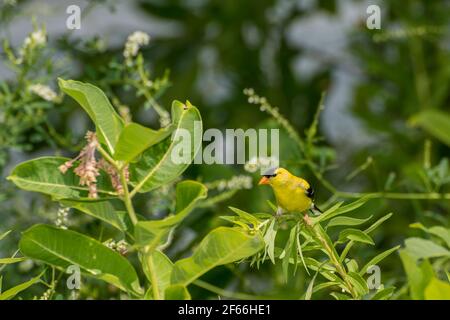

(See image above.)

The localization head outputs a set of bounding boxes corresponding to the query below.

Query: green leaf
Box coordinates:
[0,230,11,241]
[371,287,395,300]
[399,249,434,299]
[0,257,25,265]
[58,79,124,153]
[228,207,260,227]
[304,270,319,300]
[60,199,129,231]
[410,223,450,248]
[312,197,369,224]
[339,229,374,245]
[330,292,351,300]
[281,225,298,281]
[425,277,450,300]
[114,122,174,163]
[19,225,142,295]
[364,213,392,233]
[8,157,116,199]
[130,101,202,194]
[135,181,207,250]
[327,215,373,228]
[404,237,450,260]
[346,271,369,296]
[359,245,400,275]
[142,250,173,300]
[0,272,43,300]
[171,227,264,286]
[165,285,191,300]
[410,109,450,146]
[263,218,277,264]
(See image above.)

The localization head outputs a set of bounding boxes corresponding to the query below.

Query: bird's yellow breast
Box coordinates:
[273,185,312,213]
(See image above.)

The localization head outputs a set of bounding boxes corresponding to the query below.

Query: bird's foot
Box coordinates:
[303,213,312,226]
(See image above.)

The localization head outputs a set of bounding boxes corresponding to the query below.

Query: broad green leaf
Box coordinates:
[359,245,400,275]
[371,287,395,300]
[346,271,369,296]
[410,223,450,248]
[19,224,142,295]
[135,181,207,250]
[58,79,124,153]
[424,277,450,300]
[0,257,25,265]
[404,237,450,260]
[339,229,374,245]
[0,272,43,300]
[171,227,264,286]
[60,199,129,231]
[113,122,174,163]
[312,197,369,224]
[130,101,202,194]
[165,285,191,300]
[399,249,434,299]
[409,109,450,146]
[8,157,116,199]
[142,250,173,300]
[327,215,373,228]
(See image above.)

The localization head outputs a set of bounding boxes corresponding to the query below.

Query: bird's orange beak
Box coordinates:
[258,176,270,185]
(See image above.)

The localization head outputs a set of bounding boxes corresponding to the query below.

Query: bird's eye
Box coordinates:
[263,174,277,178]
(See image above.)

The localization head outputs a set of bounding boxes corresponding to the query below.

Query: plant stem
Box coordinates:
[305,221,357,298]
[307,161,450,201]
[119,169,138,225]
[145,252,161,300]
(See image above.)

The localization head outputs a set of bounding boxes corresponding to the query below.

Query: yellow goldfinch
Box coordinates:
[258,167,321,215]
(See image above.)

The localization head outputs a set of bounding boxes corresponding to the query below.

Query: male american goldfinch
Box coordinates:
[258,167,322,215]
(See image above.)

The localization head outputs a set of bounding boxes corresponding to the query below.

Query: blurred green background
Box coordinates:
[0,0,449,299]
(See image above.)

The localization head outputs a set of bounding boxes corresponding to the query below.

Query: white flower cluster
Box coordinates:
[39,287,53,300]
[55,206,70,229]
[123,31,150,60]
[104,239,128,255]
[29,84,58,102]
[244,156,279,173]
[16,29,47,64]
[209,175,253,192]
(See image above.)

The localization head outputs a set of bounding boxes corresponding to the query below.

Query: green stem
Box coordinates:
[146,252,161,300]
[305,222,357,298]
[119,169,138,225]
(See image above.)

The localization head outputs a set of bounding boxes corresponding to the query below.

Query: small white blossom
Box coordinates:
[29,84,58,102]
[16,29,47,64]
[123,31,150,59]
[244,156,279,173]
[55,206,70,229]
[208,175,253,192]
